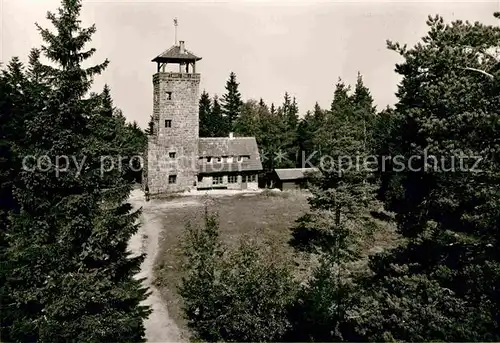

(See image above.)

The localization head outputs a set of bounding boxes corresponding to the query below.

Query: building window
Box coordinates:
[244,174,256,182]
[165,119,172,128]
[166,91,172,100]
[168,175,177,184]
[228,175,238,183]
[169,152,176,158]
[207,157,212,163]
[213,176,223,185]
[215,157,222,163]
[237,156,243,163]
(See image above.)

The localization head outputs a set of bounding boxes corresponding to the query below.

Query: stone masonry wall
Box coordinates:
[145,72,200,194]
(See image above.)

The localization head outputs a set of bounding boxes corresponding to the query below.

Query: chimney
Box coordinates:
[179,41,185,54]
[229,132,234,139]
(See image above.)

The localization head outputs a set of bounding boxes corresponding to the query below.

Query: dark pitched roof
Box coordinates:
[152,44,201,63]
[274,168,319,180]
[198,137,263,174]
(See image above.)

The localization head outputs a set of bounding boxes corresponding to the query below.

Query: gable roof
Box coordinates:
[274,168,319,180]
[152,45,201,63]
[198,137,263,174]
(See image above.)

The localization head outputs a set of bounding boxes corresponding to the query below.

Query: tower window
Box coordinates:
[165,119,172,128]
[168,175,177,184]
[169,152,176,158]
[166,91,172,100]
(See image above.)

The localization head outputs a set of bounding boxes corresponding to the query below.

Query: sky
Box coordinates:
[2,0,500,128]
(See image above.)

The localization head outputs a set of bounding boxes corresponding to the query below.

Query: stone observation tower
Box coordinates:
[144,40,202,193]
[143,24,262,195]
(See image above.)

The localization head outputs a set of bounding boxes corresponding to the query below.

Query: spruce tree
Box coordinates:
[2,0,150,341]
[199,90,213,137]
[211,95,228,137]
[145,114,154,135]
[330,79,352,115]
[270,102,276,116]
[351,73,376,155]
[233,100,260,137]
[280,94,299,167]
[285,95,299,130]
[297,102,326,167]
[221,71,242,131]
[0,57,27,338]
[314,80,352,162]
[290,76,382,340]
[100,84,114,117]
[256,101,287,171]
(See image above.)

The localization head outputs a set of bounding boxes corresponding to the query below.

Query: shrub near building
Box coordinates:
[179,210,298,342]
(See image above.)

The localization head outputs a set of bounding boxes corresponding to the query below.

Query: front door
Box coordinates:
[241,175,247,190]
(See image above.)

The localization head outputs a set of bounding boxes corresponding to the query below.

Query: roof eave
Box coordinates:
[152,56,202,63]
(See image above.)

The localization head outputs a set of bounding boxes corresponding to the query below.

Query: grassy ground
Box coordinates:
[151,190,401,340]
[152,191,309,339]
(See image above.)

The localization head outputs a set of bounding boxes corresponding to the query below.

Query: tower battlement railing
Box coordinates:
[153,72,200,80]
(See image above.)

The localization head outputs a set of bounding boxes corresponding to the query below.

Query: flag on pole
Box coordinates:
[174,18,178,26]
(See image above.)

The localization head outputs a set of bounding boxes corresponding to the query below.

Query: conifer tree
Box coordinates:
[285,95,299,130]
[314,79,352,161]
[0,57,28,337]
[280,92,291,119]
[258,97,266,109]
[180,210,297,342]
[100,84,114,117]
[306,82,380,231]
[270,102,276,116]
[233,99,260,137]
[199,90,213,137]
[330,79,352,115]
[145,115,155,135]
[351,73,376,154]
[345,14,500,341]
[297,102,326,167]
[212,95,228,137]
[1,1,150,341]
[221,71,242,131]
[291,76,381,340]
[278,94,299,166]
[256,101,288,171]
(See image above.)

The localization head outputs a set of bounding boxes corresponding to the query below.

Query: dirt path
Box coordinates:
[127,188,262,341]
[128,189,183,343]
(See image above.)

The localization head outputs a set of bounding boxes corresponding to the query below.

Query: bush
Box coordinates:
[287,253,357,342]
[178,210,225,341]
[179,209,298,342]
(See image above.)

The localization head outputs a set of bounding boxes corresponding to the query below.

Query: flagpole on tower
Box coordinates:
[174,18,178,45]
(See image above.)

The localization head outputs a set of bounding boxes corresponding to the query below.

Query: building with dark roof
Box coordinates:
[143,41,262,193]
[271,168,319,191]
